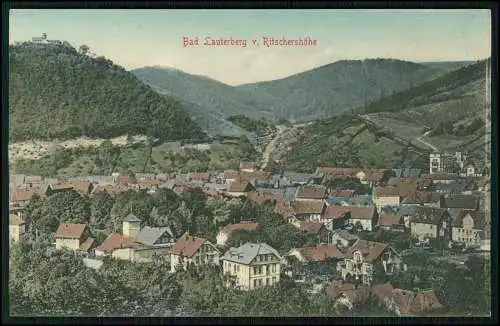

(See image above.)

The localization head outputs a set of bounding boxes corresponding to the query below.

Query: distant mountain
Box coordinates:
[132,66,277,121]
[9,42,205,142]
[237,59,464,122]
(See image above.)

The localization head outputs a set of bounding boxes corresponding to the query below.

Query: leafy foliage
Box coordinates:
[9,42,205,141]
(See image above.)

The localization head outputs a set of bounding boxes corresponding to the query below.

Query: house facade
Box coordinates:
[339,240,404,286]
[410,207,452,242]
[55,223,96,253]
[451,211,485,248]
[170,235,220,273]
[9,214,26,244]
[222,242,282,291]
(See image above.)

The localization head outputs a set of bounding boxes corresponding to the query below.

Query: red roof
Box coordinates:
[10,188,44,202]
[324,205,376,220]
[116,175,136,184]
[296,185,327,200]
[170,235,207,258]
[275,200,296,219]
[329,189,356,197]
[299,221,325,234]
[246,191,278,204]
[79,237,96,252]
[239,162,258,170]
[297,244,344,261]
[345,239,390,262]
[221,221,260,235]
[292,201,325,215]
[378,213,403,227]
[55,223,87,239]
[95,233,137,253]
[49,183,74,191]
[188,172,210,181]
[228,181,253,193]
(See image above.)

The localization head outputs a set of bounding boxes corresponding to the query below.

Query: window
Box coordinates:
[266,278,270,285]
[233,264,236,273]
[253,266,258,275]
[272,264,276,273]
[272,277,277,284]
[236,265,240,272]
[264,255,268,262]
[259,279,263,286]
[253,279,257,288]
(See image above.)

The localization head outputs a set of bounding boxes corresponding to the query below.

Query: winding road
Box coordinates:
[416,130,439,152]
[358,114,440,152]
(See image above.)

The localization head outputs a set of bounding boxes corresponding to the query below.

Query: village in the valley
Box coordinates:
[9,147,491,316]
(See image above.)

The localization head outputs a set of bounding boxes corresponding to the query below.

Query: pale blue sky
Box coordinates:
[9,9,491,85]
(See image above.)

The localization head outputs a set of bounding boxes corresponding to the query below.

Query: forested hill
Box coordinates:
[237,59,462,122]
[8,42,205,142]
[363,59,489,114]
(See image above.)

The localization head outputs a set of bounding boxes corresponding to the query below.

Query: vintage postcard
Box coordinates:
[7,8,492,318]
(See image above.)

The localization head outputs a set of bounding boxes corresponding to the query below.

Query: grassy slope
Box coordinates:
[282,60,490,171]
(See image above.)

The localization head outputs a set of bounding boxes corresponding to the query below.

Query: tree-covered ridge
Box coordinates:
[363,59,489,114]
[9,42,205,142]
[227,115,276,135]
[237,58,456,122]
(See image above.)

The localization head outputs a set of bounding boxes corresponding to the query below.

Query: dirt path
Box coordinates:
[416,131,439,152]
[260,125,288,170]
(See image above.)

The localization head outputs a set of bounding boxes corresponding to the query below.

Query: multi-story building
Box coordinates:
[54,223,96,254]
[221,242,282,291]
[338,240,404,286]
[409,207,452,242]
[170,235,220,273]
[452,211,486,248]
[429,152,464,175]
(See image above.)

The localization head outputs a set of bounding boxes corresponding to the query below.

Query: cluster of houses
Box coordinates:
[8,160,490,315]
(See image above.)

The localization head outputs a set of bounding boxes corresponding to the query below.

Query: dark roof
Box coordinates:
[402,192,442,205]
[345,239,391,262]
[134,226,174,246]
[222,242,281,265]
[440,195,480,210]
[55,223,86,239]
[296,185,327,200]
[412,207,450,225]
